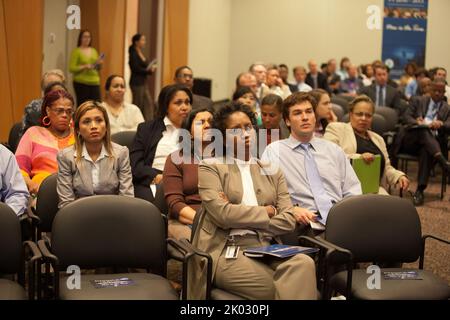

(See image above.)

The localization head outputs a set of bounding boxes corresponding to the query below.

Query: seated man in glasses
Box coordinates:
[173,65,213,111]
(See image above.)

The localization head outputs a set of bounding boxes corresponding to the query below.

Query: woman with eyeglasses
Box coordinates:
[163,107,214,240]
[131,84,192,202]
[15,90,75,196]
[188,102,317,300]
[56,101,134,209]
[323,95,409,194]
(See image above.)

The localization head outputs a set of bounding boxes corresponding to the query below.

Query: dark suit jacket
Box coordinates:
[130,119,165,188]
[128,47,152,87]
[305,72,329,92]
[288,83,298,93]
[192,94,213,111]
[358,83,403,114]
[391,96,450,157]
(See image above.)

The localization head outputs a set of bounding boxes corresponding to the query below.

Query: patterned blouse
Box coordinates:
[15,126,75,187]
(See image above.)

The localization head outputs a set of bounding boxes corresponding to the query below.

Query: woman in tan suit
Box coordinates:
[190,102,317,300]
[323,95,409,194]
[57,101,134,208]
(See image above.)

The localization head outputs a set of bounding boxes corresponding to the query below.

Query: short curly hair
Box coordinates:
[212,102,256,137]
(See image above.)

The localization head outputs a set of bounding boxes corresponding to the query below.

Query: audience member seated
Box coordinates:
[15,90,75,198]
[249,62,271,102]
[323,95,409,195]
[259,94,289,147]
[340,64,363,96]
[57,101,134,208]
[232,86,260,125]
[173,66,212,110]
[20,69,66,137]
[235,72,258,95]
[399,62,417,92]
[359,64,403,115]
[289,66,312,93]
[190,102,317,300]
[265,64,291,99]
[310,89,337,137]
[131,84,192,202]
[336,57,350,81]
[102,75,144,135]
[262,92,361,235]
[278,64,290,86]
[405,68,429,100]
[432,67,450,102]
[163,108,214,240]
[0,144,29,216]
[391,79,450,206]
[360,63,374,87]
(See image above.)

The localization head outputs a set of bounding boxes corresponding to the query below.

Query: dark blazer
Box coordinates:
[130,119,165,188]
[391,96,450,157]
[128,47,152,87]
[288,83,298,93]
[192,94,213,111]
[358,83,403,114]
[305,72,329,92]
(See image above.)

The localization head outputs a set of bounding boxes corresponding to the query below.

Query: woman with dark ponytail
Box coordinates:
[128,34,156,121]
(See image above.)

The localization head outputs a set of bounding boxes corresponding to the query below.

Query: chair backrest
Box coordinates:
[8,122,22,153]
[35,174,58,233]
[330,96,349,114]
[111,131,136,151]
[331,103,345,121]
[325,194,422,264]
[375,106,398,131]
[154,183,168,216]
[51,195,167,275]
[0,203,22,273]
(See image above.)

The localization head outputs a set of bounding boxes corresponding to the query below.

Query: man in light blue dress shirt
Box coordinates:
[262,92,361,232]
[0,144,29,215]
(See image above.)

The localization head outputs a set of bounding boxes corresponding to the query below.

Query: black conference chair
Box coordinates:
[111,131,136,151]
[37,195,189,300]
[0,203,41,300]
[301,194,450,300]
[341,113,387,136]
[7,122,22,153]
[31,174,58,241]
[154,183,168,216]
[331,96,349,114]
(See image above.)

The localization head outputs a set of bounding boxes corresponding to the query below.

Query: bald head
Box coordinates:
[236,72,258,94]
[308,60,318,74]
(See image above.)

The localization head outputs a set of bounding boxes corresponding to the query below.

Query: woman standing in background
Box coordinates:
[129,34,156,121]
[69,29,104,106]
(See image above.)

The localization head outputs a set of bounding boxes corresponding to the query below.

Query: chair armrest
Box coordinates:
[24,241,42,263]
[167,238,196,262]
[37,239,58,264]
[26,206,41,226]
[420,234,450,269]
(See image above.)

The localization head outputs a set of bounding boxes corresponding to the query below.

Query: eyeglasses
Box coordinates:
[227,125,254,137]
[51,108,74,117]
[177,73,193,80]
[353,112,373,119]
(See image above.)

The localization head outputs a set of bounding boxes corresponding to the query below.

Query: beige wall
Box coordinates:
[188,0,450,101]
[188,0,231,101]
[426,0,450,78]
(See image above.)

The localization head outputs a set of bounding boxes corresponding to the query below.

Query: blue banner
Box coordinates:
[382,0,428,79]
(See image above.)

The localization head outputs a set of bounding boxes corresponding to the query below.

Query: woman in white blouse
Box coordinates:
[102,75,144,135]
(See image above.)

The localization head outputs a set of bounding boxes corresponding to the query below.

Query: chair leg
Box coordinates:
[441,171,447,200]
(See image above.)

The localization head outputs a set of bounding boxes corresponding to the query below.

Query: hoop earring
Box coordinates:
[42,116,51,126]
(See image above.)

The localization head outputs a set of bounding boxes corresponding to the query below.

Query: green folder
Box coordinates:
[351,155,381,194]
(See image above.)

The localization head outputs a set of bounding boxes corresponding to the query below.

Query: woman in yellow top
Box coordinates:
[69,29,104,106]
